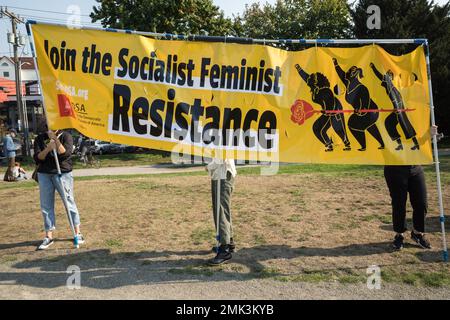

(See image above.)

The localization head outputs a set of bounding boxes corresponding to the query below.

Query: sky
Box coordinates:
[0,0,448,56]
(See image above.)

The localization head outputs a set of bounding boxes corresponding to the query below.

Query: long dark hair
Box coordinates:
[307,72,330,92]
[346,66,364,81]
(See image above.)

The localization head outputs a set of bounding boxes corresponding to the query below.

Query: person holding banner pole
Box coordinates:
[206,158,237,265]
[33,124,84,250]
[385,125,441,251]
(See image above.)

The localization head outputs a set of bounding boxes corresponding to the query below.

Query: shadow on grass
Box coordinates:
[379,216,450,233]
[1,241,444,290]
[0,241,41,251]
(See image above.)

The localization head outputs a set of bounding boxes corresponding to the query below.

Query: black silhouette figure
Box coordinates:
[333,58,385,151]
[295,64,351,152]
[370,63,420,151]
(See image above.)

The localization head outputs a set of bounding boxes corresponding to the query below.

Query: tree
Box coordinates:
[351,0,450,135]
[90,0,235,35]
[234,0,352,40]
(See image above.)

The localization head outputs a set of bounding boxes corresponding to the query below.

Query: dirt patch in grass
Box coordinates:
[0,165,449,288]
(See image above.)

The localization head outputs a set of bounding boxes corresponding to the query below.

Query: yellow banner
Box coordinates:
[31,23,432,165]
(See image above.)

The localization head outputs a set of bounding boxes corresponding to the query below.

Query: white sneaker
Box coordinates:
[38,237,54,250]
[76,234,85,245]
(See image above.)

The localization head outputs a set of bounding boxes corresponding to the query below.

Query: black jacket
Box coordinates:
[33,131,74,174]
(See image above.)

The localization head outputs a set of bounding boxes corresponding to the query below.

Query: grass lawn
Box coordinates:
[0,156,449,289]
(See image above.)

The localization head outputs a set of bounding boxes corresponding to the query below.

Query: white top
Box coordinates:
[206,158,237,180]
[12,167,19,178]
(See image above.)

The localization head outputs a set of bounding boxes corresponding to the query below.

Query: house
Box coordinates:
[0,56,43,133]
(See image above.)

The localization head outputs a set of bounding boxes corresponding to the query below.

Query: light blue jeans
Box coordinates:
[38,172,81,232]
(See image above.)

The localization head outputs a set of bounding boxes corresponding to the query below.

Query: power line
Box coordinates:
[0,10,103,27]
[4,5,92,17]
[18,13,102,25]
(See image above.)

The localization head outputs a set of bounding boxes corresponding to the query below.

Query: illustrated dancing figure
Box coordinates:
[370,63,420,151]
[333,58,385,151]
[295,64,351,152]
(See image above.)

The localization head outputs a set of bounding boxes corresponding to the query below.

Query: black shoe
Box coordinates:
[212,240,235,253]
[358,147,366,152]
[411,231,431,249]
[209,246,232,266]
[411,144,420,151]
[395,144,404,151]
[392,234,404,250]
[229,238,236,253]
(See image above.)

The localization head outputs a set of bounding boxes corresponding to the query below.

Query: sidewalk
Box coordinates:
[72,163,204,177]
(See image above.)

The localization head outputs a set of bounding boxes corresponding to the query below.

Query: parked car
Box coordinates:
[109,143,122,154]
[118,144,137,153]
[93,140,122,155]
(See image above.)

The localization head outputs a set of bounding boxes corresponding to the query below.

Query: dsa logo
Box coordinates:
[57,94,76,118]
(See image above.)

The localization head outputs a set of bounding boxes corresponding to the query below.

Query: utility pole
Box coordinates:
[0,7,30,157]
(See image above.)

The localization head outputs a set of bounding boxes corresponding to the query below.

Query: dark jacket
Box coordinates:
[33,131,74,174]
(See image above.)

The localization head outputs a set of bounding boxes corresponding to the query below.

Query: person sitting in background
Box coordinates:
[3,128,18,182]
[12,162,27,181]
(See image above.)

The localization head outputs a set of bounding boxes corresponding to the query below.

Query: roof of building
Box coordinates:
[19,57,35,70]
[0,77,26,102]
[0,56,36,70]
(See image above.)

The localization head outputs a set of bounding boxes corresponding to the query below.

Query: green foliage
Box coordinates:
[235,0,352,40]
[90,0,235,35]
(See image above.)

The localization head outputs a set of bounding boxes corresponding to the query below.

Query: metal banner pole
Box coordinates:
[424,41,448,262]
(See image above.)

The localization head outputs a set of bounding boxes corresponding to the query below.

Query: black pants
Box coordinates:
[385,112,416,141]
[313,114,350,147]
[384,166,427,233]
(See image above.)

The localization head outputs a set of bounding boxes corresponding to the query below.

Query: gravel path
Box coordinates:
[1,262,449,300]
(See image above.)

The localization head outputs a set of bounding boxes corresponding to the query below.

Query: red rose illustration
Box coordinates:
[290,99,314,125]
